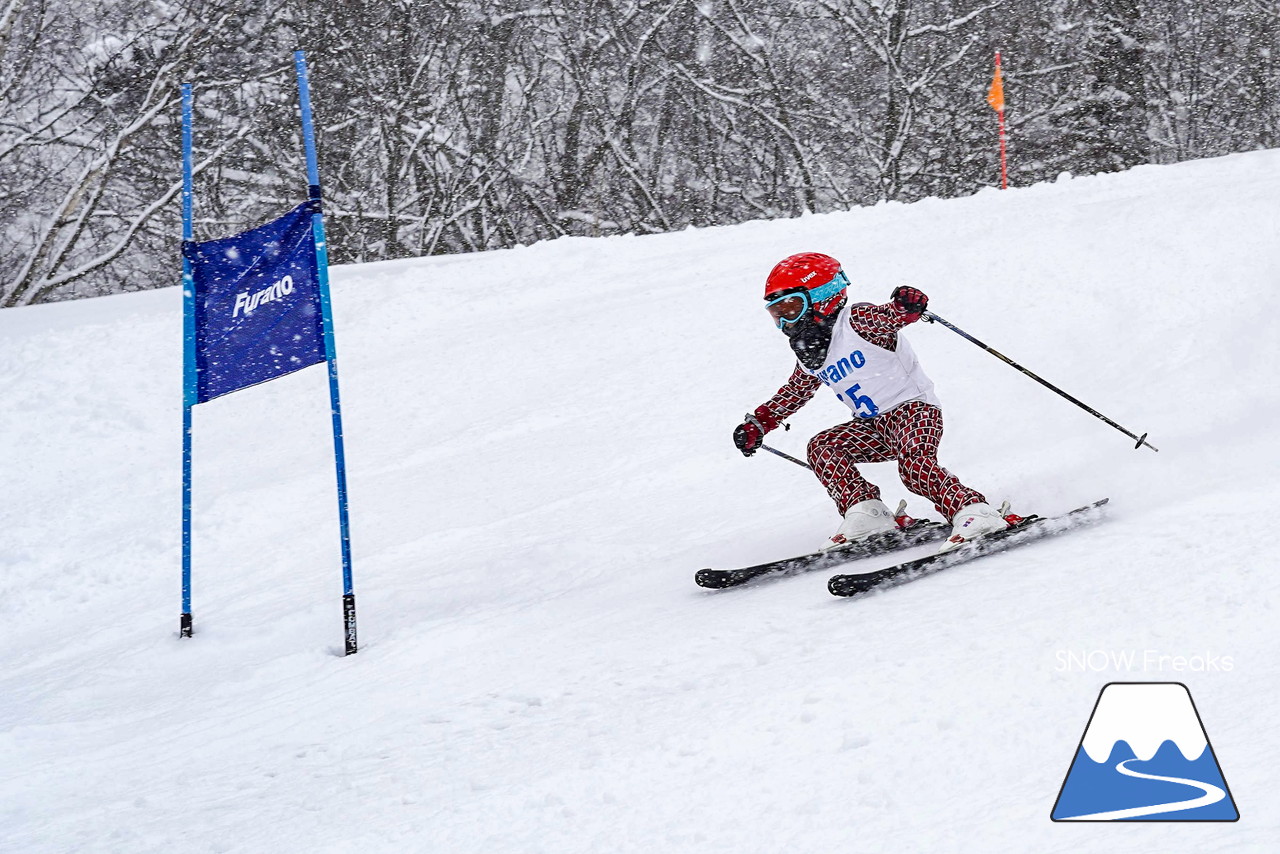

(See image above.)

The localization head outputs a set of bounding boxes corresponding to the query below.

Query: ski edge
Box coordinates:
[695,521,950,590]
[827,498,1110,598]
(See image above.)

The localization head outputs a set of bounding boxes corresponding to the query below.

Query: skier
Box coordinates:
[732,252,1016,552]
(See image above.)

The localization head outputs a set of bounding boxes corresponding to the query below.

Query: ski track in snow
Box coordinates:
[3,152,1280,852]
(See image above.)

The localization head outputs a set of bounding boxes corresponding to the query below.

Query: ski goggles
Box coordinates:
[765,271,849,327]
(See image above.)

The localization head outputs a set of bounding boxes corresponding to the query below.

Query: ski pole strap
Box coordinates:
[760,443,812,470]
[922,311,1158,453]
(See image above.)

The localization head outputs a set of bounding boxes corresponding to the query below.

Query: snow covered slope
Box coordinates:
[3,152,1279,852]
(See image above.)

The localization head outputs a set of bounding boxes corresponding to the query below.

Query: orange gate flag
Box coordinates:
[987,52,1005,112]
[988,50,1009,189]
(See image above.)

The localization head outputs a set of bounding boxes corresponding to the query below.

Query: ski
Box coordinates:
[827,498,1110,598]
[695,520,951,590]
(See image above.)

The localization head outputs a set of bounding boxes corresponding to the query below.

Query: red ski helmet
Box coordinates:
[763,252,848,324]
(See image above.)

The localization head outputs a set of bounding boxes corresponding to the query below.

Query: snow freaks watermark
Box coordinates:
[1050,683,1239,821]
[1054,649,1234,673]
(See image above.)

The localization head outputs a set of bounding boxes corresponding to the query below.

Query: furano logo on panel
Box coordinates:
[1051,682,1238,822]
[232,274,295,318]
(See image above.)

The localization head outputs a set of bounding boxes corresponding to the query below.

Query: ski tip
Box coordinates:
[695,569,732,589]
[827,574,867,598]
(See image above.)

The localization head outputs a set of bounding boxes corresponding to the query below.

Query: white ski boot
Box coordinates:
[820,499,899,551]
[940,501,1013,552]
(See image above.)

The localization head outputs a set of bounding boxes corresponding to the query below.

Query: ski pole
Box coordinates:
[760,443,812,470]
[923,311,1157,452]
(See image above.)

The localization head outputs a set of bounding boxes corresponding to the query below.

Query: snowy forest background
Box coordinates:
[2,0,1277,307]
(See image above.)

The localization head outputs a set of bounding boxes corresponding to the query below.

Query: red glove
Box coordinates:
[891,286,928,321]
[733,407,781,457]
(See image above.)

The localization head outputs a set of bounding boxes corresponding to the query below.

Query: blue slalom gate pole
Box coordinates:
[180,83,197,638]
[295,50,358,655]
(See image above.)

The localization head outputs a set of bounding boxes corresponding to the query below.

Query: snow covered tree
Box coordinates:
[5,0,1280,305]
[0,0,260,306]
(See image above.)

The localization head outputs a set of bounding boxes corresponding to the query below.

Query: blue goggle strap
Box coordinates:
[808,270,849,304]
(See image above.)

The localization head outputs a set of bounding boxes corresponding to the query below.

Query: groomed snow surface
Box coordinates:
[4,152,1279,852]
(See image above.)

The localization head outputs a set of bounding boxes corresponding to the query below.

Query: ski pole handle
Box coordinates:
[760,443,812,470]
[922,311,1158,452]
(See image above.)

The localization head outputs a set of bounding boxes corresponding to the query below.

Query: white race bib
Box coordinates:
[801,303,940,418]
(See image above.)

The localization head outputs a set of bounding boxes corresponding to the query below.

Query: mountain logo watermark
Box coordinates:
[1051,682,1238,822]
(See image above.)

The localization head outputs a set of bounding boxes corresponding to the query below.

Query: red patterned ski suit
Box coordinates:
[753,302,986,521]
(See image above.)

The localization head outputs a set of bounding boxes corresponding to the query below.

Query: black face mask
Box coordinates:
[783,312,835,370]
